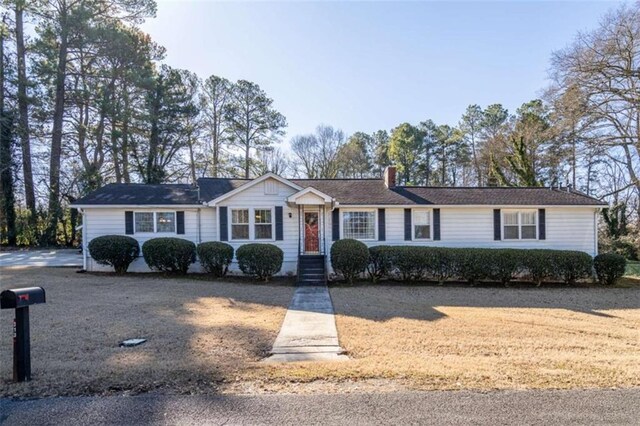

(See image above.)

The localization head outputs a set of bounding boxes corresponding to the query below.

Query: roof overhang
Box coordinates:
[70,204,203,209]
[286,186,334,205]
[206,173,302,206]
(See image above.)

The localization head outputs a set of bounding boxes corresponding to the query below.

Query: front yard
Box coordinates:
[1,267,639,397]
[0,267,293,398]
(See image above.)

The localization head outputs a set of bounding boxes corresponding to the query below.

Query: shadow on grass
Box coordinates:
[328,278,640,322]
[0,268,294,398]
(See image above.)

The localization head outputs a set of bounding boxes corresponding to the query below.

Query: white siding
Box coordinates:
[326,206,597,272]
[217,178,300,275]
[82,181,598,275]
[84,207,203,273]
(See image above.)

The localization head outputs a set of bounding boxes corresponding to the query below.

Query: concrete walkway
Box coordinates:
[264,285,348,362]
[0,249,82,268]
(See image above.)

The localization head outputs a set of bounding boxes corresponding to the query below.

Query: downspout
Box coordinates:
[197,208,201,244]
[594,209,599,257]
[80,208,87,271]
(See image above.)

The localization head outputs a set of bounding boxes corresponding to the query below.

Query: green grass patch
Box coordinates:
[625,261,640,277]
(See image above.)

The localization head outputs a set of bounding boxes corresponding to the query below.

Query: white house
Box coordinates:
[71,166,606,276]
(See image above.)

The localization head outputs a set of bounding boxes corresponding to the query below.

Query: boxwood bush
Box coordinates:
[550,250,593,285]
[236,243,283,282]
[368,245,394,283]
[393,246,429,281]
[88,235,139,273]
[197,242,234,277]
[330,239,369,284]
[594,253,626,286]
[362,245,595,286]
[142,237,196,274]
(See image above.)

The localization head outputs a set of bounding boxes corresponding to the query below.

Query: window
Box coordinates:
[413,210,431,240]
[231,209,250,240]
[134,212,176,233]
[156,212,176,233]
[254,209,273,239]
[342,210,375,240]
[134,212,154,233]
[503,210,537,240]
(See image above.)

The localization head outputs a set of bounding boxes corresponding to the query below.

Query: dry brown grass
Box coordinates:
[252,285,640,392]
[0,267,292,398]
[2,268,639,397]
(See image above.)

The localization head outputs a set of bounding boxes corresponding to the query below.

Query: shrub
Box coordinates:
[88,235,139,273]
[142,237,196,274]
[236,243,283,281]
[330,239,369,284]
[594,253,626,286]
[522,249,556,286]
[393,246,435,281]
[197,242,234,277]
[550,250,593,285]
[489,249,523,286]
[457,249,493,285]
[368,245,394,282]
[422,247,457,284]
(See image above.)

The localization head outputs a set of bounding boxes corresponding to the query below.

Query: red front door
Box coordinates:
[304,212,319,253]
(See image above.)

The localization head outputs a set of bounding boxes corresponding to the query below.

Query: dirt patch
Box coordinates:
[0,268,293,398]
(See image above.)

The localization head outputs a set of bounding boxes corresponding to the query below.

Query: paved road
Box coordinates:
[0,249,82,268]
[1,389,638,425]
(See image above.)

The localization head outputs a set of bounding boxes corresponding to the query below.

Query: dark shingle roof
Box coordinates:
[73,177,606,207]
[73,183,200,205]
[290,179,605,206]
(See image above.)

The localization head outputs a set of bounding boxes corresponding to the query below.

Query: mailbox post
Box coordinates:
[0,287,46,382]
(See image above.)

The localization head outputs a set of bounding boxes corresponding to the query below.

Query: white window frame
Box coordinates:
[133,211,177,234]
[412,209,432,241]
[228,207,275,241]
[254,208,274,240]
[502,209,538,241]
[340,209,377,241]
[230,208,251,241]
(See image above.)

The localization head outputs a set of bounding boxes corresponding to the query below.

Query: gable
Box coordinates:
[213,177,299,206]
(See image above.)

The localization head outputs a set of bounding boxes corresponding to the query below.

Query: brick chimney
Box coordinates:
[384,166,396,188]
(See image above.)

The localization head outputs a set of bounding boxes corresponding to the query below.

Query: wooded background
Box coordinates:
[0,1,638,258]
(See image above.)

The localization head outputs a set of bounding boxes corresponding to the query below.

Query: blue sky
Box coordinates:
[142,1,620,145]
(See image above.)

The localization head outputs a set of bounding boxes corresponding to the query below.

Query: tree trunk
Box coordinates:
[0,21,17,245]
[44,17,69,245]
[15,3,36,225]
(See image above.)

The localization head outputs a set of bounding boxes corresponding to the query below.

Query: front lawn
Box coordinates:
[256,285,640,392]
[626,261,640,277]
[0,267,293,398]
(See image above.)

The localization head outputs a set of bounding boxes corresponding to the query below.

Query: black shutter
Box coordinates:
[378,209,386,241]
[275,206,283,241]
[404,208,412,241]
[493,209,501,240]
[125,211,134,235]
[538,208,546,240]
[219,206,228,241]
[433,208,441,241]
[176,211,185,234]
[332,208,340,241]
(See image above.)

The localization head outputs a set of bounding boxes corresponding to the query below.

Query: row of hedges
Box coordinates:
[88,236,283,281]
[331,239,627,286]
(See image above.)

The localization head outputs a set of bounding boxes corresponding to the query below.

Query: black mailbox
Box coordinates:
[1,287,46,309]
[1,287,46,382]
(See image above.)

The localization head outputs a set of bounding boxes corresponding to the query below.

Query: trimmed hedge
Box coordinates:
[142,237,196,274]
[88,235,139,273]
[197,242,234,277]
[594,253,626,286]
[361,246,597,286]
[331,239,369,284]
[236,243,283,281]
